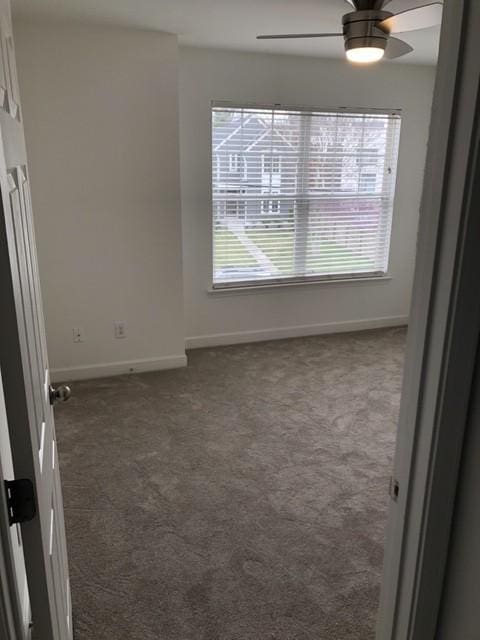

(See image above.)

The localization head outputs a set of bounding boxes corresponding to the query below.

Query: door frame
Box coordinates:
[0,479,20,640]
[0,366,27,640]
[0,543,18,640]
[377,0,480,638]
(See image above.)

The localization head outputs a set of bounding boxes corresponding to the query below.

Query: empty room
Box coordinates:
[1,0,458,639]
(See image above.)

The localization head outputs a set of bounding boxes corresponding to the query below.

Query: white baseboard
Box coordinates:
[51,354,188,382]
[51,317,407,380]
[185,316,408,349]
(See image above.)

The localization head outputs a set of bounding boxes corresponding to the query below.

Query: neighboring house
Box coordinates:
[212,112,387,229]
[213,113,296,226]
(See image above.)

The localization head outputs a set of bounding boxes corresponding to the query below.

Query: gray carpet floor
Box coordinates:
[55,327,406,640]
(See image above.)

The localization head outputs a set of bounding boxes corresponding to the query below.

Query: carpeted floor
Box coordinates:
[55,327,406,640]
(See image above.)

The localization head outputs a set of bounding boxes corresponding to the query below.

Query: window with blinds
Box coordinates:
[211,102,401,288]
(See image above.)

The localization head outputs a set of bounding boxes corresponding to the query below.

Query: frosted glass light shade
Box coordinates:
[346,46,385,64]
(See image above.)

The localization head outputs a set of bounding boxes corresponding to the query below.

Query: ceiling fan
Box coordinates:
[257,1,442,64]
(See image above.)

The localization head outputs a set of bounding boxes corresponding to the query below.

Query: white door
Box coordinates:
[0,1,72,638]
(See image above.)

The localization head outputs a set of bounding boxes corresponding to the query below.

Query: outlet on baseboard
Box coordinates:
[72,327,85,343]
[114,320,127,339]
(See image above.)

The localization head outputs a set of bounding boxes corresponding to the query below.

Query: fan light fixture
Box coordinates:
[345,46,385,63]
[256,1,443,66]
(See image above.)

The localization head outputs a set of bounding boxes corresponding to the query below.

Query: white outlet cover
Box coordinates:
[72,327,85,343]
[114,321,127,339]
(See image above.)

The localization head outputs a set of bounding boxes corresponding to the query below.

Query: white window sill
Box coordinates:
[207,274,392,295]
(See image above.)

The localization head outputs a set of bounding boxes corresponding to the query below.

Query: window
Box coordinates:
[359,171,378,193]
[262,154,281,175]
[212,103,401,288]
[261,189,281,215]
[229,153,240,173]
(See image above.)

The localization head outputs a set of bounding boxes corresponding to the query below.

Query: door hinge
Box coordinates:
[389,476,400,501]
[4,479,36,526]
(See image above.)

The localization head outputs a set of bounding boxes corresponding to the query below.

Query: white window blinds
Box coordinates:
[211,103,401,288]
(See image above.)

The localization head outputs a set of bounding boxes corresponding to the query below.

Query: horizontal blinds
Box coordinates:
[212,104,401,287]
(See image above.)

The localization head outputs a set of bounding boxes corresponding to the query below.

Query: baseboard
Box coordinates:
[51,354,188,382]
[185,316,408,349]
[51,317,407,380]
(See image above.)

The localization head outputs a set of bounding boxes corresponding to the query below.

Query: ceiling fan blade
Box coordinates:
[379,3,442,33]
[257,33,342,40]
[384,0,440,11]
[384,36,414,58]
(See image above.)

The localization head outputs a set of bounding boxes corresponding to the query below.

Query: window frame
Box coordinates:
[211,101,402,290]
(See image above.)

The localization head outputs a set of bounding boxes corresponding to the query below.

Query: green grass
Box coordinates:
[214,227,374,274]
[213,230,256,268]
[246,229,294,273]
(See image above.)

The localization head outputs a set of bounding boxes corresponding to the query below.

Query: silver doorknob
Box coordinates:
[49,384,72,405]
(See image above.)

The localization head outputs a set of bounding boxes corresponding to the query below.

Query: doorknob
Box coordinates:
[49,384,72,405]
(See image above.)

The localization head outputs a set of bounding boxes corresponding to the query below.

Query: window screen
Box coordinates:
[211,103,401,288]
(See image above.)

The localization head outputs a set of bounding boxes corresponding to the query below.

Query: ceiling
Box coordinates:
[12,0,440,65]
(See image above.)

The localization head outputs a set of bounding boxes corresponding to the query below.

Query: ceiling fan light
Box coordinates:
[346,46,385,64]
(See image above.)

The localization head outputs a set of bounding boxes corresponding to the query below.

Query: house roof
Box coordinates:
[213,114,294,153]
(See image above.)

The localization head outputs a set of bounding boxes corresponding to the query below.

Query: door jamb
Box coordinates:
[0,370,27,640]
[0,512,18,640]
[377,1,480,638]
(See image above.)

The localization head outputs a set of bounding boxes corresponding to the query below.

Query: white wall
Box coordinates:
[179,47,436,347]
[14,21,186,380]
[12,30,436,371]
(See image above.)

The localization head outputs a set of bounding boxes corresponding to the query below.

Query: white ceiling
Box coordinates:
[12,0,440,65]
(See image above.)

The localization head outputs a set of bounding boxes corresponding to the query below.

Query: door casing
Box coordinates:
[377,1,480,639]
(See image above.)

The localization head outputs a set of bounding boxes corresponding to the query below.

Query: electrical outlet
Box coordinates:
[72,327,85,343]
[114,321,127,339]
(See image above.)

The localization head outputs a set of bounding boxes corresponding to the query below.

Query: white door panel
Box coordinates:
[0,0,72,638]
